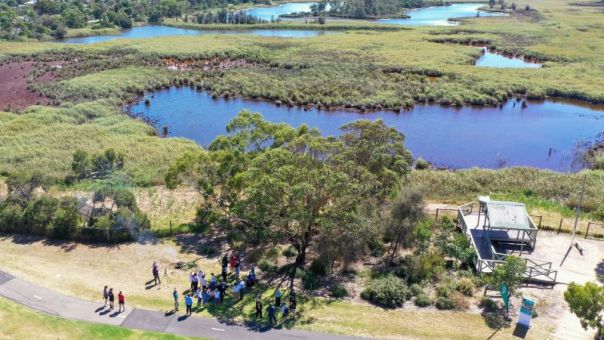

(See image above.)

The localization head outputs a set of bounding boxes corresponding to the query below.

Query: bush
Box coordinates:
[302,270,322,290]
[50,197,80,239]
[409,283,424,297]
[435,281,454,298]
[310,258,329,277]
[455,277,475,297]
[282,245,297,258]
[415,157,430,170]
[258,260,279,275]
[450,292,470,311]
[361,276,409,308]
[414,293,432,307]
[479,297,499,313]
[435,296,455,310]
[330,283,348,298]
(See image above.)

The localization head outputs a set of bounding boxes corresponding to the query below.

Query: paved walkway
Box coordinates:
[0,269,360,340]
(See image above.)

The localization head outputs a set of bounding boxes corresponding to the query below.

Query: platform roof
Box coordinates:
[486,201,532,230]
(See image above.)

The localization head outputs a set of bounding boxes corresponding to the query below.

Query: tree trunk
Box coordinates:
[389,237,400,265]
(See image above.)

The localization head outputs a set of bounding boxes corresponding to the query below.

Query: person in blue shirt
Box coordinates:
[185,294,193,316]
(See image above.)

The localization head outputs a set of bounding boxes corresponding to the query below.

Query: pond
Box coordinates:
[475,48,542,68]
[127,87,604,171]
[244,2,318,21]
[58,25,334,44]
[379,3,507,26]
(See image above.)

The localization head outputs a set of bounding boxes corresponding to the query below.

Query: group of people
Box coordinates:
[152,253,297,326]
[255,287,297,326]
[102,286,126,312]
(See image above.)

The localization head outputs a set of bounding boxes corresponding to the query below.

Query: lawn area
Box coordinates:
[0,233,559,339]
[0,296,196,340]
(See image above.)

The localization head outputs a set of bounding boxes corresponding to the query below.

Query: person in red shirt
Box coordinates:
[118,291,125,312]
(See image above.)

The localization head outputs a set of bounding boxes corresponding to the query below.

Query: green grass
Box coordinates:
[0,101,198,186]
[0,296,199,340]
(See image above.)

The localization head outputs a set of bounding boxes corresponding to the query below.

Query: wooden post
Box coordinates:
[585,222,591,239]
[170,220,172,236]
[435,209,439,222]
[558,218,563,234]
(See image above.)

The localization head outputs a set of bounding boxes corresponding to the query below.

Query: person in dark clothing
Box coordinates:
[275,288,282,307]
[218,282,227,303]
[152,262,160,285]
[108,288,115,310]
[289,290,297,313]
[268,303,277,326]
[103,286,108,306]
[222,253,229,270]
[255,294,263,318]
[234,255,241,278]
[221,266,227,282]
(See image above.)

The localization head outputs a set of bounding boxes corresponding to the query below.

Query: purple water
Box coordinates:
[128,87,604,171]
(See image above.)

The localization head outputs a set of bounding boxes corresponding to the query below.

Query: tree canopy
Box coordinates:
[564,281,604,331]
[166,111,413,270]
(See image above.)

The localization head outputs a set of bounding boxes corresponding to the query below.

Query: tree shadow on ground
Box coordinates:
[0,232,130,252]
[183,270,337,332]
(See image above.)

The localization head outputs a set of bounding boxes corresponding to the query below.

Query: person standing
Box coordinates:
[192,272,199,291]
[152,262,160,285]
[234,255,241,278]
[238,280,246,301]
[275,288,282,307]
[221,266,227,283]
[199,272,207,291]
[103,286,109,307]
[255,294,263,318]
[214,289,221,305]
[173,288,179,311]
[289,290,297,313]
[222,253,229,272]
[118,291,125,312]
[196,288,203,307]
[108,288,115,310]
[203,288,210,304]
[197,270,206,289]
[281,302,289,319]
[218,282,227,304]
[268,303,277,326]
[229,254,236,272]
[209,273,217,290]
[185,294,193,316]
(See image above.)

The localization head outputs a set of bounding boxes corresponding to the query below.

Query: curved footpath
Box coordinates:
[0,270,360,340]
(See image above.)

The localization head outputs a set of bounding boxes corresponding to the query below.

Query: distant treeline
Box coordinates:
[0,0,273,40]
[285,0,451,20]
[195,9,268,24]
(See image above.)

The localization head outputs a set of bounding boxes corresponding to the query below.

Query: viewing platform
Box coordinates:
[457,197,558,284]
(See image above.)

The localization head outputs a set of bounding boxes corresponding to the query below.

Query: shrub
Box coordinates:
[302,270,322,290]
[409,283,424,297]
[310,258,329,277]
[361,276,409,308]
[436,281,455,298]
[282,245,297,258]
[450,292,470,311]
[0,203,24,233]
[258,260,279,275]
[415,157,430,170]
[414,293,432,307]
[479,297,499,313]
[455,277,475,297]
[435,296,455,310]
[330,283,348,298]
[50,197,80,239]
